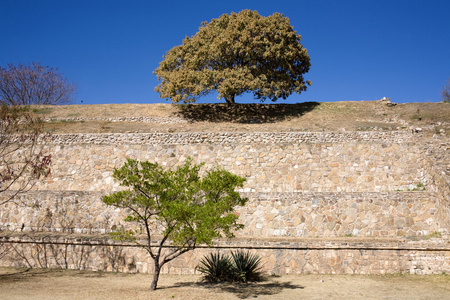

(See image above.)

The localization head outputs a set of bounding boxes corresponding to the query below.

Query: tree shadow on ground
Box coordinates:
[0,268,32,278]
[0,268,55,283]
[167,277,304,299]
[176,102,320,123]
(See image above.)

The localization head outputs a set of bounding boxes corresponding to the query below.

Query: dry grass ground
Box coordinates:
[1,267,449,300]
[28,101,450,134]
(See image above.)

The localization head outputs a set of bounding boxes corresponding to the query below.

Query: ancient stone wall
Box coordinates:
[44,131,411,145]
[0,191,440,237]
[1,234,449,275]
[422,142,450,234]
[1,130,449,274]
[36,132,426,193]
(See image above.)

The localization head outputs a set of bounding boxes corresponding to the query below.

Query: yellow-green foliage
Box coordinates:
[154,10,311,104]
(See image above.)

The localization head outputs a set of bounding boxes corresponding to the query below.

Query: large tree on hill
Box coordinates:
[102,158,248,290]
[154,10,311,104]
[0,62,76,105]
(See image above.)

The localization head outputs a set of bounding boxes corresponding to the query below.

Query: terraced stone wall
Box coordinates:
[1,234,449,275]
[0,191,440,237]
[36,132,426,194]
[2,131,447,237]
[422,142,450,234]
[1,131,449,275]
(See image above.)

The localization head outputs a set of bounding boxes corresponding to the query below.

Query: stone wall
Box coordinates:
[36,134,427,193]
[44,116,188,124]
[240,192,439,237]
[422,142,450,234]
[0,191,440,238]
[1,130,449,275]
[43,131,411,145]
[1,234,449,275]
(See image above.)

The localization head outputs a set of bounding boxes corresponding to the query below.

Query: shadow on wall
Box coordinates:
[176,102,320,123]
[0,237,128,272]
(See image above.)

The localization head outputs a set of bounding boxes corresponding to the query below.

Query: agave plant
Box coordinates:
[230,250,264,283]
[196,252,232,283]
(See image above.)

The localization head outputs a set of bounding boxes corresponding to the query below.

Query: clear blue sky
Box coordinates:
[1,0,449,104]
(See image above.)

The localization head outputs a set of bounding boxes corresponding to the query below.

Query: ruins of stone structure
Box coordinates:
[1,123,449,275]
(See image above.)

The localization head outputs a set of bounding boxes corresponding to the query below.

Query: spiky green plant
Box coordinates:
[196,252,232,283]
[230,250,264,283]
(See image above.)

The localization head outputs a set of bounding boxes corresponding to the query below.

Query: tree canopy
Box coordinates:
[0,62,76,105]
[102,158,248,290]
[154,10,311,104]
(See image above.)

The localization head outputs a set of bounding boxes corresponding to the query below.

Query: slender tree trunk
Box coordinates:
[150,261,161,290]
[225,93,236,104]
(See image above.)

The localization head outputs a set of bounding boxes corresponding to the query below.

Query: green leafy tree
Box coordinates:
[102,158,248,290]
[154,10,311,104]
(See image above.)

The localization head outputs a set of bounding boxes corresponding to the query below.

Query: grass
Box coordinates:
[409,183,426,191]
[32,107,54,114]
[426,231,442,238]
[23,101,450,134]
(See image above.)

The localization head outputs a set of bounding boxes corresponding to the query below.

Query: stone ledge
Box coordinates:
[2,232,449,275]
[43,116,188,124]
[2,232,448,251]
[40,131,413,145]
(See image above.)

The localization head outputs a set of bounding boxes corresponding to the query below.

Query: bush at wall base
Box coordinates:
[197,250,264,283]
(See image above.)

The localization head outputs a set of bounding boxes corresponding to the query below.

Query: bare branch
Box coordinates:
[0,62,76,105]
[441,78,450,102]
[0,105,52,205]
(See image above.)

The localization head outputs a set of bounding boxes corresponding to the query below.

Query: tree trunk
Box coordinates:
[150,262,161,290]
[225,94,236,104]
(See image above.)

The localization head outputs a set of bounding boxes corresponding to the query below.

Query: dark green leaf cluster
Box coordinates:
[154,10,311,104]
[230,250,264,282]
[196,252,233,283]
[197,250,264,283]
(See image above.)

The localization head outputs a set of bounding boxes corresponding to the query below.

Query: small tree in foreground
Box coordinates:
[102,158,248,290]
[0,105,52,205]
[154,10,311,104]
[0,62,76,105]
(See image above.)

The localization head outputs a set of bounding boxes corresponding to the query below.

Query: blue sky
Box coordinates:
[1,0,449,104]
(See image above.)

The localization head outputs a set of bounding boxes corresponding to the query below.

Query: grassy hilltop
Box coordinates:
[30,101,450,135]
